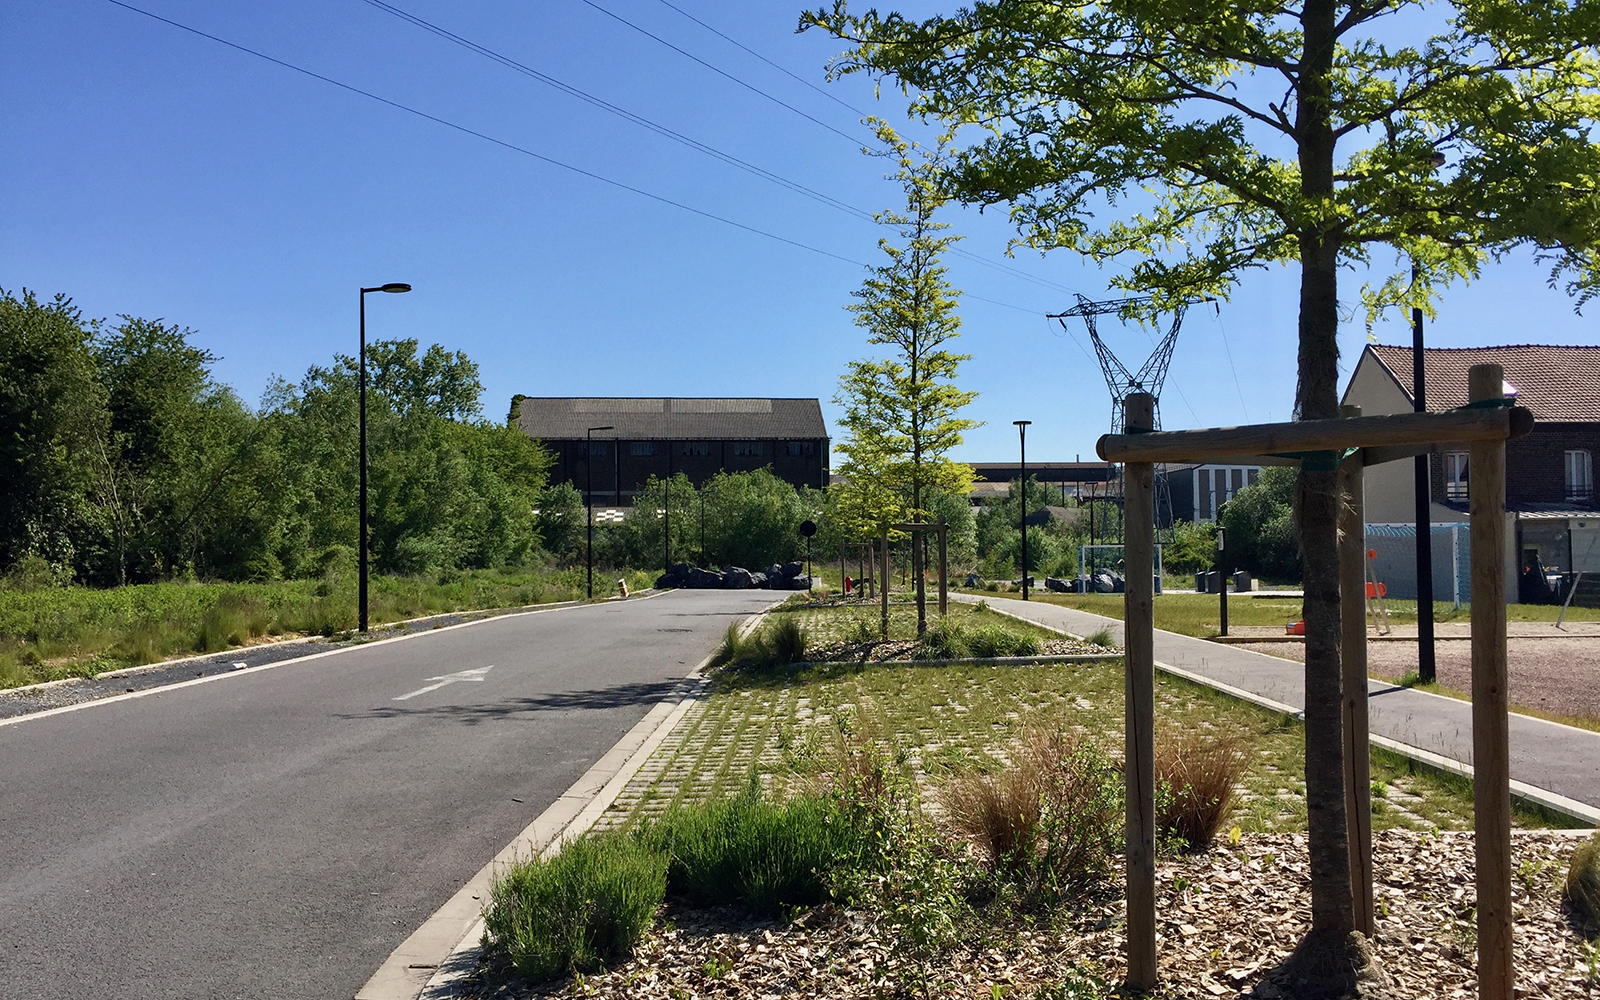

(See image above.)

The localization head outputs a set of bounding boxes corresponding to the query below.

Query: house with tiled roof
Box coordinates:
[1342,344,1600,602]
[512,397,829,506]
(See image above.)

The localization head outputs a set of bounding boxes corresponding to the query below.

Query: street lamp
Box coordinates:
[586,425,614,600]
[1015,420,1032,601]
[359,282,411,633]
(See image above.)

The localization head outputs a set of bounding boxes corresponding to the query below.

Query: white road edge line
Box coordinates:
[354,597,781,1000]
[0,593,663,731]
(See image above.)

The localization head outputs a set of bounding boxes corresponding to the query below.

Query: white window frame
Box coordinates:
[1567,449,1594,502]
[1444,451,1469,501]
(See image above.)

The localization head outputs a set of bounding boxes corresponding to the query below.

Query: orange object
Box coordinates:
[1286,619,1306,635]
[1365,581,1387,599]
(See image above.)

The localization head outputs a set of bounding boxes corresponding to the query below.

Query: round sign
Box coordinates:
[798,519,817,537]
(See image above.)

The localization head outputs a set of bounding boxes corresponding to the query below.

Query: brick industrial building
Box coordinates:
[513,397,830,506]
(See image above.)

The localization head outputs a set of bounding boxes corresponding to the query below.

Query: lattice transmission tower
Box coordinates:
[1049,294,1196,541]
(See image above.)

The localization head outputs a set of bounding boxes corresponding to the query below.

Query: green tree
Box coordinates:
[806,0,1600,985]
[1221,468,1302,583]
[699,469,807,570]
[536,481,586,561]
[834,122,980,629]
[0,289,106,577]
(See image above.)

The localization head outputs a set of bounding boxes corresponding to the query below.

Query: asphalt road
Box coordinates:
[0,588,777,1000]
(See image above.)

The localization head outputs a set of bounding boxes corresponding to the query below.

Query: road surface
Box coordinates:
[0,589,775,1000]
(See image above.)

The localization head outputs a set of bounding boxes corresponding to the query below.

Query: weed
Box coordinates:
[1371,780,1388,799]
[1083,626,1116,648]
[1155,730,1251,850]
[916,616,968,659]
[965,623,1042,658]
[709,623,749,669]
[481,832,667,982]
[766,616,809,666]
[702,956,733,979]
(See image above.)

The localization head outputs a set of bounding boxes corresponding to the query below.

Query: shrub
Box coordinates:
[1568,831,1600,926]
[915,616,968,659]
[482,833,667,982]
[943,729,1122,907]
[1083,626,1117,648]
[640,789,866,916]
[766,616,809,666]
[1156,730,1250,850]
[965,623,1041,658]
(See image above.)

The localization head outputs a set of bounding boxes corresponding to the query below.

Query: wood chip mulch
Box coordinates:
[469,830,1598,999]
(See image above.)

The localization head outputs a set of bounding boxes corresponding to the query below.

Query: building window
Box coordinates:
[733,442,764,457]
[1444,451,1469,501]
[1567,450,1594,502]
[581,441,607,458]
[682,441,710,457]
[629,441,656,457]
[786,441,814,456]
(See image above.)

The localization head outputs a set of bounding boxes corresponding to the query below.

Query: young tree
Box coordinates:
[806,0,1600,989]
[835,122,980,631]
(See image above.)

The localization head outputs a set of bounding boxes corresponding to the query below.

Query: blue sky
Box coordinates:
[5,0,1598,463]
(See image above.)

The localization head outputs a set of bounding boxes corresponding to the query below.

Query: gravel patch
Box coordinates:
[466,829,1599,999]
[1230,639,1600,723]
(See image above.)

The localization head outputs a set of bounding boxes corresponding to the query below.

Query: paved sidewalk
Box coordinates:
[957,594,1600,820]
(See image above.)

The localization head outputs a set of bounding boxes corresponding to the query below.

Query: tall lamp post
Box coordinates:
[586,425,614,600]
[1015,420,1032,600]
[358,282,411,633]
[1412,261,1437,684]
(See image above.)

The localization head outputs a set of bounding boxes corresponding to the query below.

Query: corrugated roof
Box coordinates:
[514,397,827,440]
[1363,344,1600,422]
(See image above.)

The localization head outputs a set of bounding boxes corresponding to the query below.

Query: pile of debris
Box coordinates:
[656,561,812,591]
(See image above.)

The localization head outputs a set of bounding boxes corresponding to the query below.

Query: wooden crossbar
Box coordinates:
[1096,405,1532,464]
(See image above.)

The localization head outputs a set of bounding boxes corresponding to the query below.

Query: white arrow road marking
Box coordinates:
[393,666,494,701]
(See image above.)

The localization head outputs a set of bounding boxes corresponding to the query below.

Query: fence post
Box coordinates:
[880,529,891,640]
[1123,392,1158,993]
[938,523,949,617]
[1468,364,1512,1000]
[1338,405,1374,938]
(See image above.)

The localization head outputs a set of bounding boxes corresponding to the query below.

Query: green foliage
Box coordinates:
[697,468,808,569]
[1567,831,1600,926]
[638,788,867,917]
[1219,467,1300,583]
[832,123,978,542]
[535,481,585,561]
[1162,520,1218,576]
[481,832,667,982]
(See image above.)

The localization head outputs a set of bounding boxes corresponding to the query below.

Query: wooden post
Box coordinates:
[1123,392,1158,993]
[915,525,928,636]
[938,523,948,617]
[841,541,847,599]
[1338,405,1375,938]
[1469,364,1512,1000]
[881,529,891,640]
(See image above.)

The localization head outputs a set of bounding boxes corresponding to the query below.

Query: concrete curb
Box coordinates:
[793,652,1123,669]
[964,595,1600,829]
[354,597,780,1000]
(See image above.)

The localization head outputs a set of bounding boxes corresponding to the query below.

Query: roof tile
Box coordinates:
[1364,344,1600,422]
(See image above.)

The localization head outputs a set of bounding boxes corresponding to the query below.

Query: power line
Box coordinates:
[648,0,872,119]
[359,0,1088,299]
[357,0,873,223]
[102,0,869,267]
[576,0,868,147]
[1212,304,1252,422]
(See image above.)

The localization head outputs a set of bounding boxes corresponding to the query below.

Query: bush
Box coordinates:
[482,832,667,982]
[1155,730,1250,850]
[766,616,809,666]
[943,729,1122,908]
[639,790,866,917]
[965,623,1042,658]
[481,834,664,980]
[1568,831,1600,926]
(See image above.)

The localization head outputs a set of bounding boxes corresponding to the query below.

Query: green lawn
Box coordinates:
[613,598,1559,838]
[978,590,1600,638]
[0,565,657,690]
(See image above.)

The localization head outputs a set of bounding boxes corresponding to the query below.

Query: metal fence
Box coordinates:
[1364,522,1471,605]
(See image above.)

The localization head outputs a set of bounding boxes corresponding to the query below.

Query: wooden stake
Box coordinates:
[880,529,890,640]
[1469,364,1512,1000]
[938,522,948,617]
[1338,406,1374,938]
[1123,392,1158,993]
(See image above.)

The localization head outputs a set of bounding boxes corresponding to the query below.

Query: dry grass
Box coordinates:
[942,728,1123,905]
[1567,831,1600,929]
[1156,729,1251,850]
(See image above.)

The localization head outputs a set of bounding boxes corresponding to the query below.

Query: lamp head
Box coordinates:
[1013,420,1032,427]
[380,283,412,294]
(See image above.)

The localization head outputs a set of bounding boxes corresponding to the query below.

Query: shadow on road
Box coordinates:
[349,679,686,725]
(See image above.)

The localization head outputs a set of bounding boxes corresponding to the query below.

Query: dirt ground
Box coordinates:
[1233,637,1600,723]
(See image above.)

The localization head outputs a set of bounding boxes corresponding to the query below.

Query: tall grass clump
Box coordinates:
[765,616,809,666]
[640,788,865,916]
[964,622,1042,658]
[1568,831,1600,927]
[1156,730,1250,850]
[943,728,1122,908]
[481,833,667,982]
[915,616,968,659]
